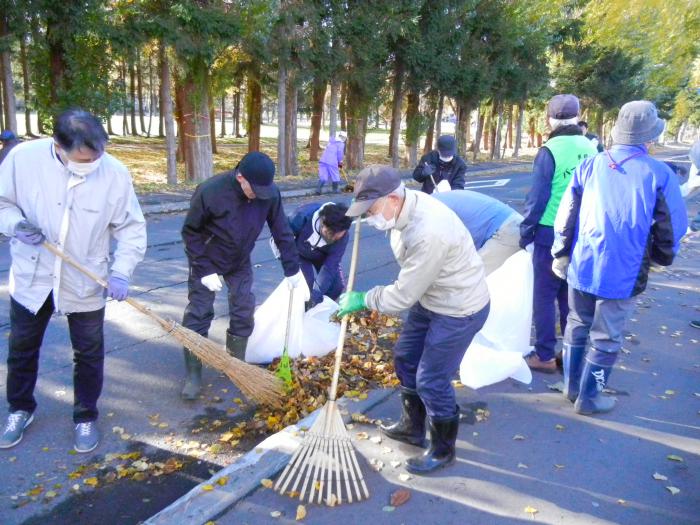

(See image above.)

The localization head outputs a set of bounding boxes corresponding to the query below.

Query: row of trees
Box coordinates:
[0,0,698,183]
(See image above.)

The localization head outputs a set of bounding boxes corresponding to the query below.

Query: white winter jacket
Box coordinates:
[0,138,147,314]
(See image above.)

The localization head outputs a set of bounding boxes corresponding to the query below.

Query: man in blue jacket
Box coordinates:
[288,202,352,309]
[553,100,687,415]
[520,95,598,373]
[180,152,302,400]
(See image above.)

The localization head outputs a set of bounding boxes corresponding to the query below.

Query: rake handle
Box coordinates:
[328,218,361,402]
[42,241,171,332]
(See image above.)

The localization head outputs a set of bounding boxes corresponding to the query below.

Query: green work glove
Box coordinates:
[337,291,368,317]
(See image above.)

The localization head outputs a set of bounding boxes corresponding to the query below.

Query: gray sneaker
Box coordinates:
[74,421,100,453]
[0,411,34,449]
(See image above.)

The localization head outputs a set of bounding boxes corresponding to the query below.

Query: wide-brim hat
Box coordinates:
[612,100,665,145]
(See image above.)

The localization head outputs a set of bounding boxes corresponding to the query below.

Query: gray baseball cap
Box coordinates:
[346,165,402,217]
[611,100,665,145]
[547,94,580,119]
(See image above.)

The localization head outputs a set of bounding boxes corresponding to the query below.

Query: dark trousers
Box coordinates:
[300,258,345,304]
[393,302,490,419]
[533,242,568,361]
[565,288,633,355]
[6,295,105,423]
[182,262,255,337]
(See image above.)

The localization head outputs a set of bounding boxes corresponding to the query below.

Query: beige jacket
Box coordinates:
[365,189,489,317]
[0,138,147,314]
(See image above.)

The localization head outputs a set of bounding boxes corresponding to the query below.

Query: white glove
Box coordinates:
[269,237,281,259]
[524,243,534,254]
[201,273,224,292]
[551,256,570,280]
[434,179,452,193]
[285,270,304,290]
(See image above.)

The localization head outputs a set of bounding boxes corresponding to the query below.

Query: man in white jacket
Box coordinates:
[0,109,146,453]
[338,165,490,474]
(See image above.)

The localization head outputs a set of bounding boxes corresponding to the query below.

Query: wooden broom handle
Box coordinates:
[41,241,171,331]
[328,218,361,402]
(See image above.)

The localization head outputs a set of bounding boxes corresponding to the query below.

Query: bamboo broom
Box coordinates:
[274,218,369,505]
[42,242,284,407]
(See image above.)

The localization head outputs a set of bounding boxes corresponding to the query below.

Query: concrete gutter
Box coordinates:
[145,388,395,525]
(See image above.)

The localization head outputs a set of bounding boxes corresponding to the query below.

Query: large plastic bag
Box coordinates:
[301,297,341,357]
[460,250,533,389]
[246,279,310,364]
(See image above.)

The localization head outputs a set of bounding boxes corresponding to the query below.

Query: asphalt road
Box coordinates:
[0,147,696,524]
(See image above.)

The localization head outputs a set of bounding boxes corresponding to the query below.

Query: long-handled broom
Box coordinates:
[42,242,284,407]
[274,218,369,506]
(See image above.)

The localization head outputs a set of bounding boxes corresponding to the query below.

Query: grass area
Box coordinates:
[106,123,538,193]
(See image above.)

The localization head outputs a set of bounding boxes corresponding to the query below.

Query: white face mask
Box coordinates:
[366,198,396,231]
[67,156,102,176]
[439,155,454,163]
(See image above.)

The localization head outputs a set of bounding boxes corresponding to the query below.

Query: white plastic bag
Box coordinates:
[460,250,533,389]
[434,179,452,193]
[301,297,341,357]
[246,279,310,364]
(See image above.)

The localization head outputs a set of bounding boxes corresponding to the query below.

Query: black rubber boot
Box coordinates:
[574,348,617,415]
[226,331,248,361]
[405,414,459,474]
[181,349,202,400]
[563,343,586,402]
[331,182,339,193]
[315,181,324,195]
[380,386,427,448]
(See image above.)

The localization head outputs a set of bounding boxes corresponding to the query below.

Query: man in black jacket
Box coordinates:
[412,135,467,194]
[180,151,301,400]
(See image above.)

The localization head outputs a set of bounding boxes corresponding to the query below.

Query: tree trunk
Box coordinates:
[345,82,367,169]
[513,101,524,158]
[129,60,138,135]
[246,70,262,151]
[137,56,146,134]
[234,87,242,137]
[506,105,514,150]
[328,79,339,139]
[473,107,484,160]
[389,59,404,165]
[277,64,287,177]
[405,88,420,167]
[147,52,155,137]
[46,21,67,107]
[528,113,535,147]
[309,77,325,161]
[160,46,177,185]
[0,79,4,129]
[182,64,213,182]
[19,34,34,136]
[219,94,226,137]
[456,99,470,155]
[423,90,438,156]
[483,106,492,152]
[0,15,17,134]
[121,61,130,135]
[158,65,165,139]
[174,72,187,164]
[434,94,444,149]
[210,104,217,154]
[285,74,299,177]
[339,81,347,131]
[493,101,503,160]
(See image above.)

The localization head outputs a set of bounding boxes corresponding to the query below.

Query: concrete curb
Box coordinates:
[145,388,395,525]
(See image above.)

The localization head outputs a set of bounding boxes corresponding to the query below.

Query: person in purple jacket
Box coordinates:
[552,101,687,415]
[316,132,346,195]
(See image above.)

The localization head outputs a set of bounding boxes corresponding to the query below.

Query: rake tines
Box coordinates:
[274,401,369,505]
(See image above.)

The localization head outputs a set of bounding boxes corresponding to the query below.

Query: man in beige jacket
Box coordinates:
[0,109,146,453]
[338,165,490,474]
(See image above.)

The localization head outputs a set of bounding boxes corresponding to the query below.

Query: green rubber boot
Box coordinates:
[181,349,202,401]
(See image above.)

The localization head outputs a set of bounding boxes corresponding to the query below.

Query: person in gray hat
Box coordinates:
[519,94,598,374]
[0,130,21,165]
[412,135,467,194]
[337,165,490,474]
[552,100,687,415]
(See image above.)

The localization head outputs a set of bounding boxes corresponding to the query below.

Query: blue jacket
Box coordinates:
[289,202,349,303]
[553,145,688,299]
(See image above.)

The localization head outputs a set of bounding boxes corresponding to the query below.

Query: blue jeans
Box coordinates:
[393,302,490,418]
[6,294,105,423]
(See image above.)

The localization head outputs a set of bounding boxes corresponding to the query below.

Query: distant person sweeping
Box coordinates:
[412,135,467,194]
[316,132,346,195]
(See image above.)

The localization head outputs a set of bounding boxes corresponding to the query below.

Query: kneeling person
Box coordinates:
[339,166,490,475]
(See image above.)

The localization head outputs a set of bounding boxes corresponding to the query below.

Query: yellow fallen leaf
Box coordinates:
[270,511,282,518]
[664,390,675,395]
[217,476,229,486]
[158,422,169,429]
[667,455,683,462]
[28,486,43,497]
[326,493,338,507]
[261,478,273,489]
[666,486,680,495]
[653,472,668,481]
[233,398,243,405]
[120,434,132,441]
[555,424,565,431]
[524,506,538,516]
[84,477,99,487]
[201,484,214,492]
[45,490,57,499]
[296,504,307,521]
[358,393,368,400]
[356,432,369,440]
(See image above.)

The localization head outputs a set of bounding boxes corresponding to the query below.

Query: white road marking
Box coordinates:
[466,178,511,189]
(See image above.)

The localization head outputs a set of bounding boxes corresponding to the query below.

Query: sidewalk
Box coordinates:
[147,232,700,524]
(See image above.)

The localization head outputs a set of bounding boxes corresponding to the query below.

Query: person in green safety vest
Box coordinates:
[519,94,597,373]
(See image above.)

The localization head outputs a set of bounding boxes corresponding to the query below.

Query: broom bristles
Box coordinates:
[165,319,284,407]
[274,401,369,505]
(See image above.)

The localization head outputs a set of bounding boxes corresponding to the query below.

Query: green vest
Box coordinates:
[539,134,598,226]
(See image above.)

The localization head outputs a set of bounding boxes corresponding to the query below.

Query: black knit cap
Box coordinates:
[237,151,277,199]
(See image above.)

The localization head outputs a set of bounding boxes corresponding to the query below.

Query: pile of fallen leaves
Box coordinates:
[251,310,401,435]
